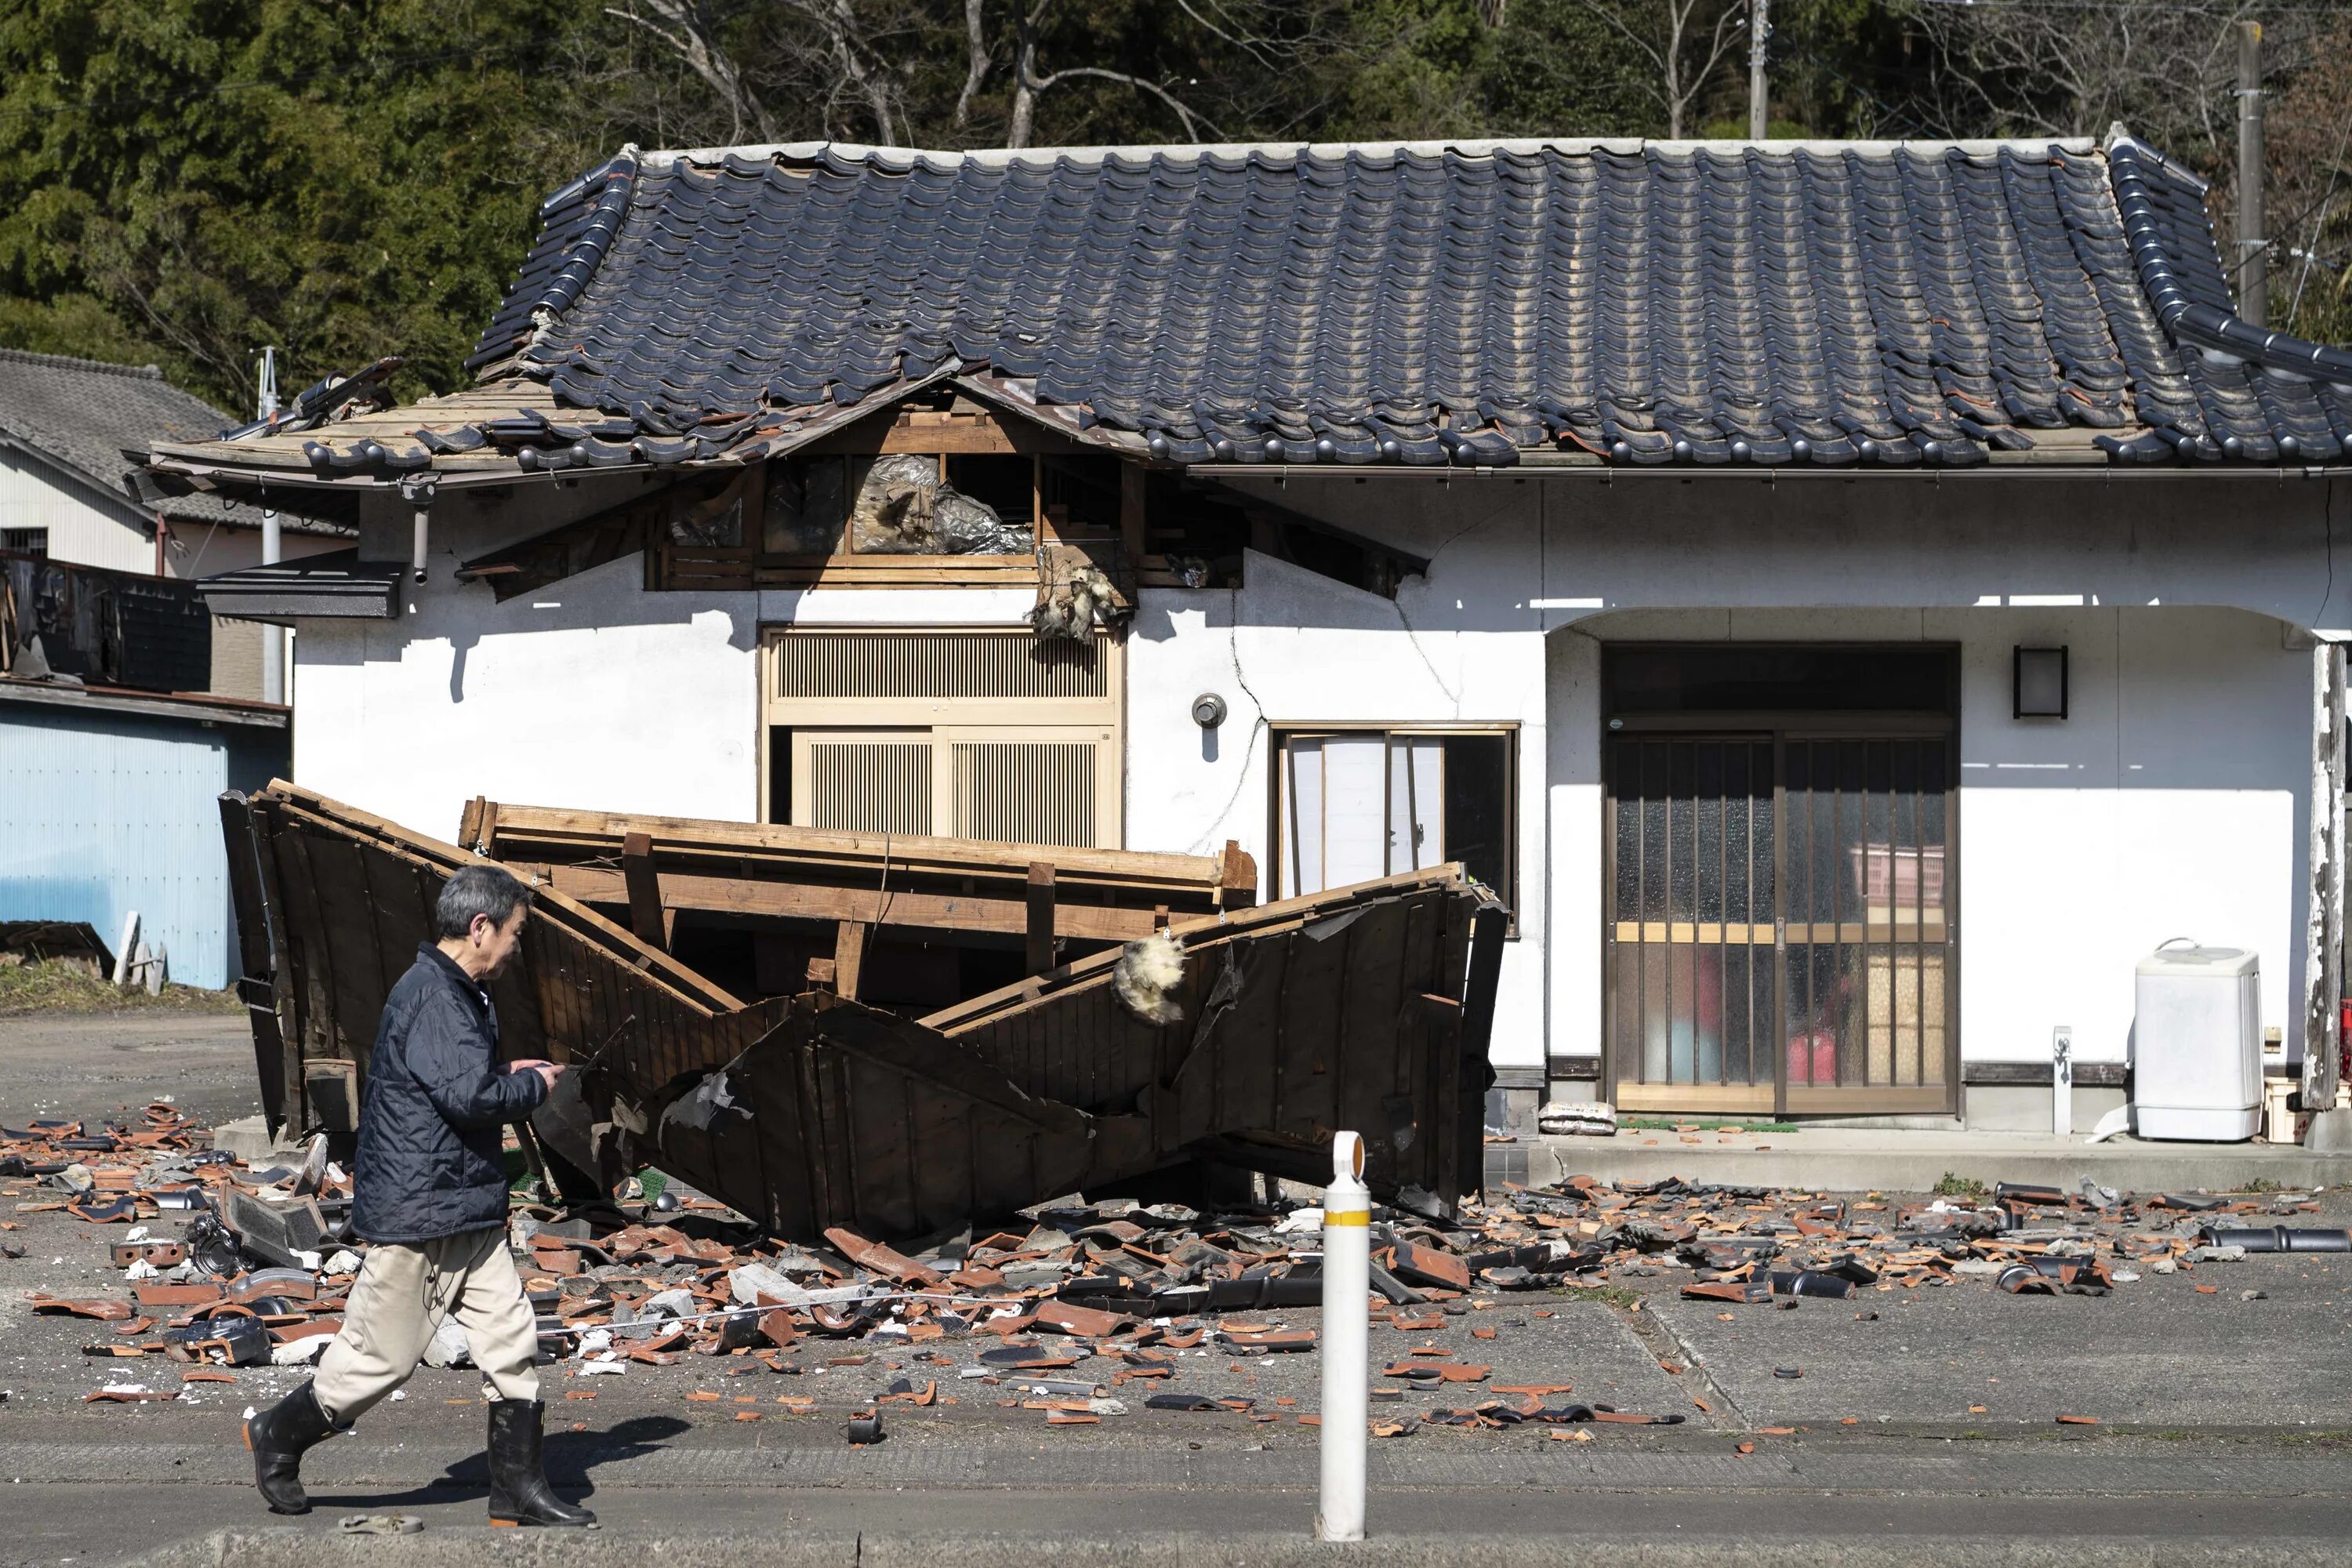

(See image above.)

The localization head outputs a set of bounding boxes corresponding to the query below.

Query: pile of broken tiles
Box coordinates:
[5,1106,361,1405]
[11,1110,2344,1434]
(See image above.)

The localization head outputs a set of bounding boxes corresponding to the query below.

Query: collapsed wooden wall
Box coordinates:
[223,782,1504,1242]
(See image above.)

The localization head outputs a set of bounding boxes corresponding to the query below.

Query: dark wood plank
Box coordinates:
[621,831,669,951]
[1025,862,1056,975]
[834,920,868,1004]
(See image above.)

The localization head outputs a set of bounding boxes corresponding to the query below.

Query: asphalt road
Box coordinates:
[5,1012,2349,1567]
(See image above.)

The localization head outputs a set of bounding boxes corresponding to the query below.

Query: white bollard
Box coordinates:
[2053,1025,2073,1136]
[1316,1131,1370,1542]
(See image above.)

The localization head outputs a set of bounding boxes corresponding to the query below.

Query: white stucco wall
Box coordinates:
[295,490,1036,841]
[2,445,155,572]
[1126,548,1552,1069]
[1544,604,2308,1078]
[283,466,2343,1094]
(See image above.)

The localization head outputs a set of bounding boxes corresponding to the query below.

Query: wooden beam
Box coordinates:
[535,863,1163,942]
[457,796,489,854]
[1218,840,1258,909]
[1120,463,1147,569]
[805,956,837,993]
[479,803,1225,887]
[834,920,868,1002]
[1025,862,1056,975]
[620,832,669,952]
[804,408,1085,456]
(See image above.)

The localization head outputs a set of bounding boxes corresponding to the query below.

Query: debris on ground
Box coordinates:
[9,1101,2336,1438]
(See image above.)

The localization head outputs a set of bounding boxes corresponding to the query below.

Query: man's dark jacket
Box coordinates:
[353,945,546,1244]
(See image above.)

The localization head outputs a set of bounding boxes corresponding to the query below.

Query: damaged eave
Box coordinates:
[945,372,1155,459]
[1176,474,1432,595]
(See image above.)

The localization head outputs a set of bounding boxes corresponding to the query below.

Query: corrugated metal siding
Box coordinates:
[0,703,283,989]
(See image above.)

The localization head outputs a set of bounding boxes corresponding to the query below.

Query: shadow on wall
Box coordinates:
[301,549,762,677]
[1130,482,1546,643]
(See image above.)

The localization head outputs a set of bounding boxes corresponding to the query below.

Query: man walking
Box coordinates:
[243,863,594,1526]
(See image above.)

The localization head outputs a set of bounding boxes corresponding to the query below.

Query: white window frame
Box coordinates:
[1269,724,1518,913]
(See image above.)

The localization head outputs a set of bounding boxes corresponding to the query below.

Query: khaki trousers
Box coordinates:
[312,1227,540,1422]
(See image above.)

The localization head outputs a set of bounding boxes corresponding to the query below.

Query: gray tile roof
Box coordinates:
[454,134,2352,470]
[0,349,342,531]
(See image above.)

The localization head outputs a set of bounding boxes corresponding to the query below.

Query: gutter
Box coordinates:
[1183,463,2352,482]
[0,677,289,730]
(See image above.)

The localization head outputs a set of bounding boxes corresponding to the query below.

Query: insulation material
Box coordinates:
[846,455,1028,556]
[1030,544,1131,644]
[1111,932,1185,1025]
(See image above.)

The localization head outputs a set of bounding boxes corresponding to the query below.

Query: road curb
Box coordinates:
[125,1527,2352,1568]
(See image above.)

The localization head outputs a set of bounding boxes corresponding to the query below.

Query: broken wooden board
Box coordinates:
[459,799,1256,953]
[220,780,789,1167]
[223,783,1499,1243]
[634,866,1505,1239]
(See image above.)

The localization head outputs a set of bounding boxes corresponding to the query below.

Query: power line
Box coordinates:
[2288,104,2352,326]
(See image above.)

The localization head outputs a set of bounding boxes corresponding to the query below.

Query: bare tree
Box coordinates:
[605,0,776,142]
[789,0,907,143]
[1007,0,1218,148]
[1895,0,2345,316]
[1571,0,1748,138]
[956,0,993,127]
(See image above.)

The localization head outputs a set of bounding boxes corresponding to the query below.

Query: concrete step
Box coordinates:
[1487,1127,2352,1195]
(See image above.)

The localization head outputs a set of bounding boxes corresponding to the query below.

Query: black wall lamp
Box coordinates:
[2013,646,2068,719]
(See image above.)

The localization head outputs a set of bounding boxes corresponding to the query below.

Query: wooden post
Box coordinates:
[1026,862,1057,974]
[1218,840,1258,909]
[458,796,488,853]
[621,832,669,952]
[1120,463,1147,569]
[804,956,838,994]
[834,920,868,1002]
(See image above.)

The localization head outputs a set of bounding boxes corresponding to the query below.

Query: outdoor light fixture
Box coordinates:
[2014,646,2067,719]
[1192,691,1229,728]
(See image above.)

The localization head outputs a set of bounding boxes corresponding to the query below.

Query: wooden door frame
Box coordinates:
[1601,706,1962,1119]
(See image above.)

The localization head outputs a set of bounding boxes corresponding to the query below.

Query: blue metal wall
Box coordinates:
[0,701,286,989]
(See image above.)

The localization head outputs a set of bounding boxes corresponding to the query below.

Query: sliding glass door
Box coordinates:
[1604,725,1957,1116]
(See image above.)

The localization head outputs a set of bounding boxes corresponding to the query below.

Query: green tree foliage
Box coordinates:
[0,0,610,411]
[2,0,2346,415]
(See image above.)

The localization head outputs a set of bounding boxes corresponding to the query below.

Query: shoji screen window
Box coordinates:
[1273,728,1514,909]
[762,628,1123,849]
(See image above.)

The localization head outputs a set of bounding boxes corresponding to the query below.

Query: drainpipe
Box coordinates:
[260,504,283,704]
[2238,21,2267,326]
[256,354,285,703]
[399,473,437,585]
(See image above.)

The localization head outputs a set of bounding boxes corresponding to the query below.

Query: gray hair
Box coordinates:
[434,863,534,942]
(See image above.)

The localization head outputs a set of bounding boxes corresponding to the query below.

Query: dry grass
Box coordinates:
[0,958,242,1017]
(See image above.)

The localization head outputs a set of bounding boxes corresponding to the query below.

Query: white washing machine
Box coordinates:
[2132,944,2262,1142]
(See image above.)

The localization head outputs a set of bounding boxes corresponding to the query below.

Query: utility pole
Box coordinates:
[2238,20,2267,327]
[1749,0,1771,140]
[256,347,285,706]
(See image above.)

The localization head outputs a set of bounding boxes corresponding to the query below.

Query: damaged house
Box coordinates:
[147,132,2352,1166]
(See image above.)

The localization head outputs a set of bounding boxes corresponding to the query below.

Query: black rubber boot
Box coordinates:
[243,1381,339,1515]
[485,1399,596,1527]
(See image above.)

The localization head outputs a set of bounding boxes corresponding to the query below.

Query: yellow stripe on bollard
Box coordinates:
[1323,1210,1370,1225]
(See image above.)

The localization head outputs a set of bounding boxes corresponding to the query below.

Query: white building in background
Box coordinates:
[151,132,2352,1134]
[0,349,346,698]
